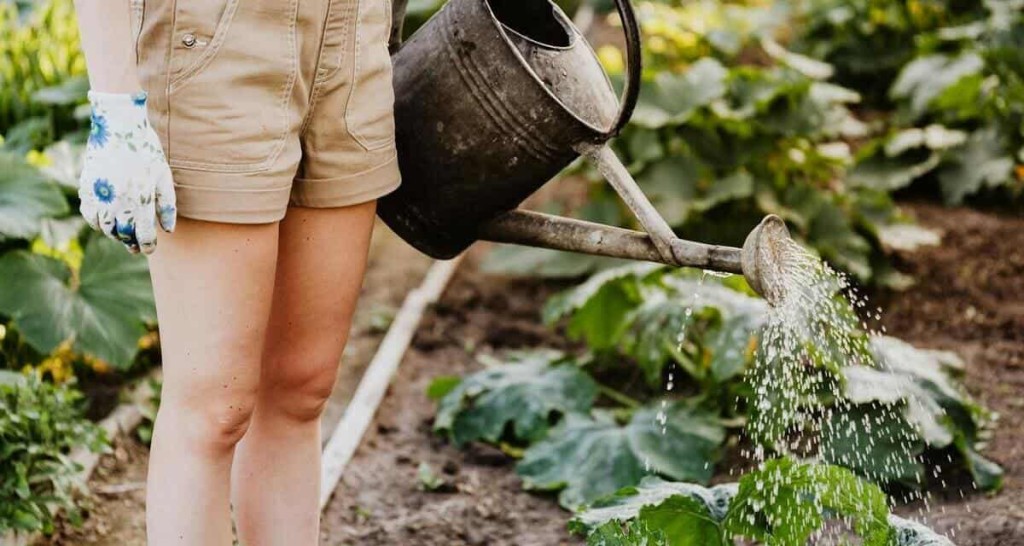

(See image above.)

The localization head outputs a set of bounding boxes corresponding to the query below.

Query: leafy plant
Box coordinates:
[0,232,156,369]
[828,336,1003,490]
[517,401,725,509]
[0,0,88,144]
[562,265,999,484]
[0,370,107,534]
[571,457,955,546]
[0,151,69,242]
[813,0,1024,204]
[544,265,765,389]
[416,462,453,492]
[792,0,986,106]
[432,350,599,446]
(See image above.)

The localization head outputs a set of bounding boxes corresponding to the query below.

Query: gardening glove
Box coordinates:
[78,91,177,254]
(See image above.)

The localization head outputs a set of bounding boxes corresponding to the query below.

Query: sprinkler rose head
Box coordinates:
[741,214,792,306]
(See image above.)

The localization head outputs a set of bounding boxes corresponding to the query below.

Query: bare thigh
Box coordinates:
[147,218,279,445]
[257,202,377,417]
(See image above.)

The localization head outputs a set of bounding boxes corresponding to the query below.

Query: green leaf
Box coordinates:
[572,461,954,546]
[517,402,725,509]
[890,53,984,119]
[0,234,155,368]
[723,457,892,546]
[433,350,598,446]
[937,127,1015,204]
[543,263,661,350]
[820,403,926,486]
[622,277,767,385]
[571,477,736,546]
[834,336,1003,490]
[30,75,89,106]
[0,151,69,240]
[416,462,449,492]
[888,515,955,546]
[961,444,1004,492]
[426,375,461,401]
[632,59,728,129]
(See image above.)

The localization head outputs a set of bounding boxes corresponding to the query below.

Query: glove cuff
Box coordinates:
[87,91,151,118]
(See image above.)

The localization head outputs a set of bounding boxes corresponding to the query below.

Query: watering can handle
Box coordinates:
[608,0,643,137]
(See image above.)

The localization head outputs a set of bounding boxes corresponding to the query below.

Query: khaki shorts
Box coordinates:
[132,0,401,223]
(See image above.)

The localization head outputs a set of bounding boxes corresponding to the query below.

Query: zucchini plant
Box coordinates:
[429,264,1002,515]
[571,457,955,546]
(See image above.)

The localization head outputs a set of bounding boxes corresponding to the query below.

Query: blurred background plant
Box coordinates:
[0,370,108,535]
[0,0,88,152]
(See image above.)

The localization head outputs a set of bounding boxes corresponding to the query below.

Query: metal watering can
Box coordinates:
[379,0,792,304]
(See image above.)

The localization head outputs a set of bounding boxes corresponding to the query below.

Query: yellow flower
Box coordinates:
[84,354,112,374]
[597,45,624,75]
[138,330,159,350]
[25,149,51,168]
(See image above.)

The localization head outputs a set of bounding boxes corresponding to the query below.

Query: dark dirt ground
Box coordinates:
[321,202,1024,546]
[318,254,581,546]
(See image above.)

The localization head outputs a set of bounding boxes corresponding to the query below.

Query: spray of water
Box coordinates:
[738,238,942,542]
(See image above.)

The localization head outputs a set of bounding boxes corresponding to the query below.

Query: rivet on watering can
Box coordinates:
[182,33,197,48]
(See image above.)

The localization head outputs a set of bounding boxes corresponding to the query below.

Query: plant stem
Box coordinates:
[598,384,642,409]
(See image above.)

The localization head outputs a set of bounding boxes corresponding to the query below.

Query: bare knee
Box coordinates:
[261,355,341,422]
[162,387,259,454]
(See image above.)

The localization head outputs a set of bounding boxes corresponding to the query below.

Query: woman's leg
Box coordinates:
[145,218,280,546]
[231,202,377,546]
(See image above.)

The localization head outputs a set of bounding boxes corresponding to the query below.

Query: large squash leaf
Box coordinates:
[517,401,725,509]
[631,58,728,129]
[937,127,1015,205]
[821,403,926,487]
[572,459,954,546]
[723,458,892,546]
[0,151,68,241]
[836,336,1003,490]
[571,477,736,546]
[0,234,154,368]
[433,350,598,446]
[890,53,984,119]
[543,263,661,350]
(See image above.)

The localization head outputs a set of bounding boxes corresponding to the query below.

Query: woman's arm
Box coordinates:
[73,0,140,93]
[73,0,177,254]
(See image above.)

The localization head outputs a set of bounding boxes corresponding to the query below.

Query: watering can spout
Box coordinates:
[479,211,793,306]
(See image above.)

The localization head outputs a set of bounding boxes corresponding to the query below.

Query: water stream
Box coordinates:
[670,238,955,542]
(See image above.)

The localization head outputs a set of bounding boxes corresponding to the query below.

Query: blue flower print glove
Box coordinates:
[78,91,177,254]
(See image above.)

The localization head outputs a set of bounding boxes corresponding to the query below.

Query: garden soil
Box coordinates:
[39,204,1023,545]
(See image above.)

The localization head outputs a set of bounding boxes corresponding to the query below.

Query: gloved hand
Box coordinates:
[79,91,176,254]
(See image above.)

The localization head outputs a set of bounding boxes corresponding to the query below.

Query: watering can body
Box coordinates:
[379,0,792,303]
[378,0,636,259]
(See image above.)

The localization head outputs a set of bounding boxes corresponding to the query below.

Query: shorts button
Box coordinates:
[182,33,197,48]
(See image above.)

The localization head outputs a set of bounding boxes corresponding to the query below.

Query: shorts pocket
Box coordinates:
[166,0,298,172]
[346,0,397,152]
